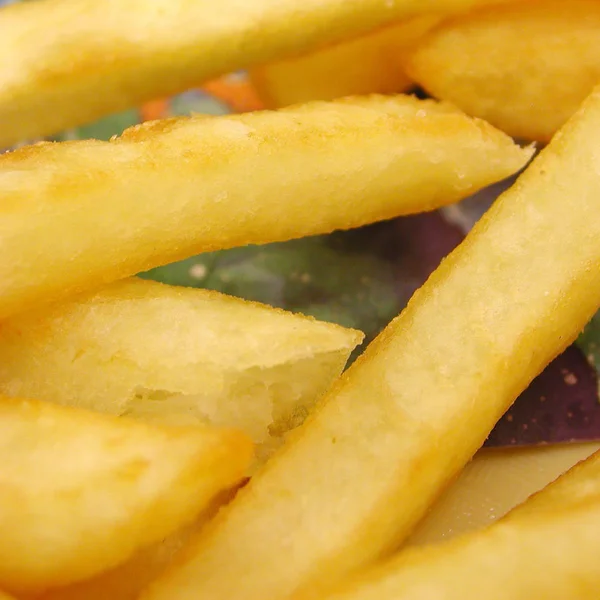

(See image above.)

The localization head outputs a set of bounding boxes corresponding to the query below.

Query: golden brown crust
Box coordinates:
[0,95,531,319]
[0,0,526,145]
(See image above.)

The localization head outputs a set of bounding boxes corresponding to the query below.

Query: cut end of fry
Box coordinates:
[0,397,252,594]
[406,0,600,141]
[0,278,362,460]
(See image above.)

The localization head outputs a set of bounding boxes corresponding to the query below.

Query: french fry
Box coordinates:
[0,0,526,146]
[406,0,600,141]
[408,442,600,546]
[0,277,362,461]
[0,397,252,594]
[30,483,245,600]
[296,450,600,600]
[141,86,600,600]
[0,95,532,320]
[251,16,441,109]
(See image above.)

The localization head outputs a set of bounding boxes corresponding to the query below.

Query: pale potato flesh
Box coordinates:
[0,95,532,320]
[408,442,600,546]
[407,0,600,141]
[0,397,252,594]
[0,277,362,460]
[0,0,526,145]
[296,451,600,600]
[251,16,441,108]
[140,87,600,600]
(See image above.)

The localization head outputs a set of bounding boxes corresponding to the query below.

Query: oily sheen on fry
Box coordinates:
[407,0,600,141]
[0,0,525,145]
[300,451,600,600]
[0,398,252,594]
[0,95,532,320]
[0,277,362,460]
[142,87,600,600]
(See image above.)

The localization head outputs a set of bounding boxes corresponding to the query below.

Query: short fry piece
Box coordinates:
[141,86,600,600]
[0,278,362,460]
[0,96,532,319]
[408,442,600,546]
[297,451,600,600]
[0,397,252,594]
[0,0,526,145]
[251,16,440,108]
[407,0,600,141]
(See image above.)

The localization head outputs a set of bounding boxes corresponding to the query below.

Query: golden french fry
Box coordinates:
[407,0,600,141]
[141,86,600,600]
[0,95,532,320]
[408,442,600,546]
[296,451,600,600]
[0,277,362,461]
[251,16,441,109]
[0,397,252,594]
[1,0,527,146]
[30,484,245,600]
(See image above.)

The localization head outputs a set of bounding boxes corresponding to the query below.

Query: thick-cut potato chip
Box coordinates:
[0,0,526,145]
[251,16,440,108]
[0,397,252,594]
[0,95,532,320]
[296,450,600,600]
[0,278,362,461]
[407,0,600,141]
[408,442,600,546]
[141,86,600,600]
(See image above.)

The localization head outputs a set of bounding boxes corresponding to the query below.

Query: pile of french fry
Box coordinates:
[2,0,600,599]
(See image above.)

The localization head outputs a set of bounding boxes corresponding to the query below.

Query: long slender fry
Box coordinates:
[0,95,531,320]
[0,0,524,146]
[142,87,600,600]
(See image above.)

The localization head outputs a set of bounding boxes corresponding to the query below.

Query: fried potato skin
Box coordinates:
[0,96,531,320]
[0,397,252,594]
[407,0,600,141]
[251,16,441,108]
[141,87,600,600]
[0,0,524,145]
